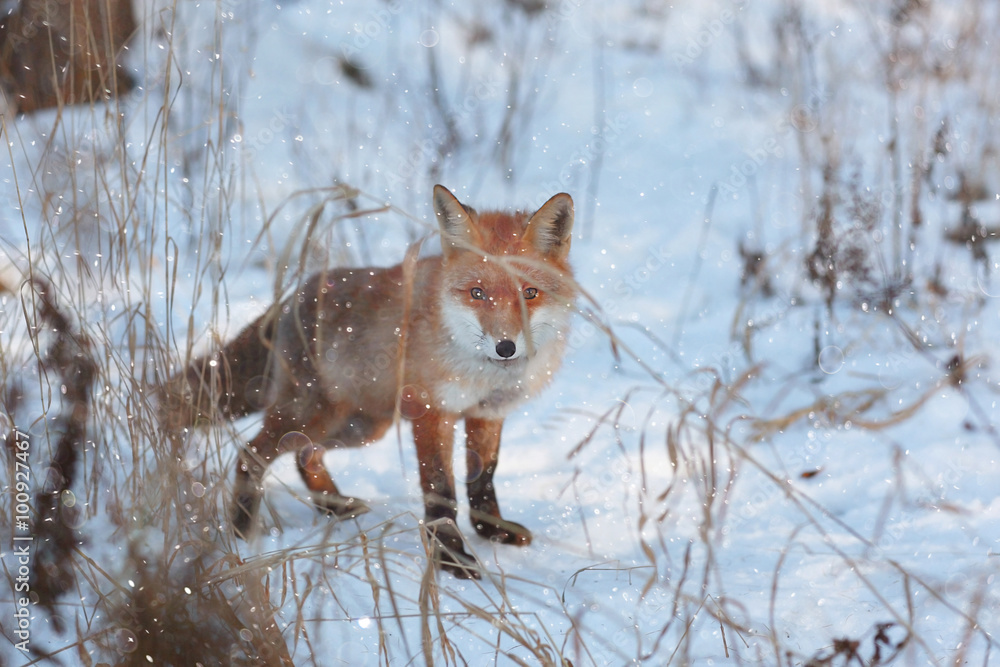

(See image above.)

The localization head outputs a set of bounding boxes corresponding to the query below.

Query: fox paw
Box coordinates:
[427,520,481,579]
[471,512,532,546]
[436,548,480,579]
[313,493,370,519]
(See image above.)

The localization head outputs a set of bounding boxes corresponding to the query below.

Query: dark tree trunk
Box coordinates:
[0,0,137,113]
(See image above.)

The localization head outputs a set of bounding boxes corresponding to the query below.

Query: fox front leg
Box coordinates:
[465,417,532,546]
[412,410,480,579]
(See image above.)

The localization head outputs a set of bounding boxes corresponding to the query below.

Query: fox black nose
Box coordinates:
[496,340,516,358]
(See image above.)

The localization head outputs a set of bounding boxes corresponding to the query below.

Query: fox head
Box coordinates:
[433,185,575,367]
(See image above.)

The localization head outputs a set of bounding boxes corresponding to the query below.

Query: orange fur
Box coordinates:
[163,185,576,578]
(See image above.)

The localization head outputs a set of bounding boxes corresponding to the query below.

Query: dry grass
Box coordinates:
[0,0,998,665]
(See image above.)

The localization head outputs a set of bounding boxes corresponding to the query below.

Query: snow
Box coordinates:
[1,0,999,665]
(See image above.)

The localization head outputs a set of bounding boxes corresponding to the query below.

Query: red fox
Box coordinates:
[163,185,575,577]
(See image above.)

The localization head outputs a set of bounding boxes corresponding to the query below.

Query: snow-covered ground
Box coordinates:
[1,0,998,664]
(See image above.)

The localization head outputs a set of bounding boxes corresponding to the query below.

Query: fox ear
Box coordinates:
[525,192,574,259]
[434,184,481,258]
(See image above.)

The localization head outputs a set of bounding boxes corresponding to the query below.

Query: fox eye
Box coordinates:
[523,287,538,299]
[470,287,486,300]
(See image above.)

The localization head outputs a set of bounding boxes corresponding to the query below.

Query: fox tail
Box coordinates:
[159,311,276,432]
